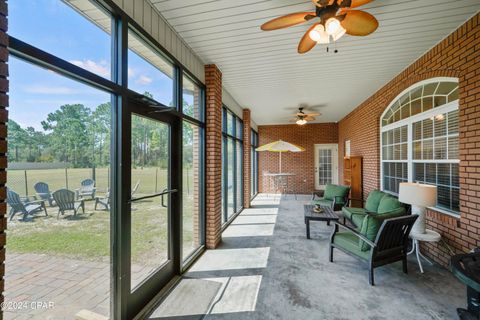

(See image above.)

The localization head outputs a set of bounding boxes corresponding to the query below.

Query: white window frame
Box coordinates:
[379,77,460,216]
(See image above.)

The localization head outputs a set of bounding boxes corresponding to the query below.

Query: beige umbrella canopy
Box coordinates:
[256,140,305,173]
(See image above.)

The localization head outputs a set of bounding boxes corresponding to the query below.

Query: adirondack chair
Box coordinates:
[75,179,96,200]
[7,188,47,221]
[131,180,140,197]
[95,189,110,211]
[53,189,85,219]
[95,182,138,211]
[33,182,55,206]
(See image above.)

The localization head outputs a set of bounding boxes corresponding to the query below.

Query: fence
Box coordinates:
[7,166,193,197]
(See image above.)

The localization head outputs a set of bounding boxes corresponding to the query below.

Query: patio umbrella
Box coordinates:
[256,140,305,173]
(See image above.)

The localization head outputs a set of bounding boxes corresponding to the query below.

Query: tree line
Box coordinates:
[9,97,197,169]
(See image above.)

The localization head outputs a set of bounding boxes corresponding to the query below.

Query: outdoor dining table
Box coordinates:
[263,172,296,198]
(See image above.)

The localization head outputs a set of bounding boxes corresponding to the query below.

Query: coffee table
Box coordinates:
[304,204,340,239]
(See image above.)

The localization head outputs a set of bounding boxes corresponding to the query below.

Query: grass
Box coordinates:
[7,167,199,265]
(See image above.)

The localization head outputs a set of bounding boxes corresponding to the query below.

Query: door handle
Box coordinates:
[128,189,178,204]
[161,189,168,208]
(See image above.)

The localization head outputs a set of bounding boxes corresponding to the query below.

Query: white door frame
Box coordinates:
[314,144,339,190]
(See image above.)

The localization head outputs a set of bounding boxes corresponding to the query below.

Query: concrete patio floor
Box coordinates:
[148,194,466,320]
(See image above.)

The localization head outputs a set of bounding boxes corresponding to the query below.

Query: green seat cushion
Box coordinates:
[312,198,333,208]
[333,232,370,260]
[365,190,386,212]
[377,195,404,214]
[342,206,366,220]
[358,211,406,251]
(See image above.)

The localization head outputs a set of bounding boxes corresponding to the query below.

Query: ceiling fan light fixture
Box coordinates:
[325,17,341,35]
[309,24,330,43]
[296,119,307,125]
[332,24,347,41]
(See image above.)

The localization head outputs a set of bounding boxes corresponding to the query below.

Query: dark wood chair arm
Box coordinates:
[333,221,377,248]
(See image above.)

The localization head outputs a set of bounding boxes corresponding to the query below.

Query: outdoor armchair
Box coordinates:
[312,184,350,211]
[330,214,418,285]
[7,188,47,221]
[75,179,96,200]
[53,189,85,219]
[95,189,110,211]
[34,182,55,206]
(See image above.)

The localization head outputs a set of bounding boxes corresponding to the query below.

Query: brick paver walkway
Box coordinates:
[4,253,156,320]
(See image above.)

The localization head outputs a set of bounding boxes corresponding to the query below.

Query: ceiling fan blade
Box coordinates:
[340,10,378,36]
[298,23,318,54]
[350,0,374,8]
[305,113,320,117]
[261,12,316,31]
[305,116,316,121]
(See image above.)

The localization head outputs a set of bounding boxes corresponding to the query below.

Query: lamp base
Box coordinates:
[411,204,427,234]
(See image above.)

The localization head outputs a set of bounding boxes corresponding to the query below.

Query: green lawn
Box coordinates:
[6,167,199,265]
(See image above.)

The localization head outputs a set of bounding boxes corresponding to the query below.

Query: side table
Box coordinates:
[408,229,441,273]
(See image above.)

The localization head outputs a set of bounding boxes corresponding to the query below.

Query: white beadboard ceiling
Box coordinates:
[149,0,480,125]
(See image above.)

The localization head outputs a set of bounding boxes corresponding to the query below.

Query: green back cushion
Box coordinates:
[323,184,350,204]
[365,190,386,212]
[358,211,405,251]
[323,184,336,201]
[377,195,404,214]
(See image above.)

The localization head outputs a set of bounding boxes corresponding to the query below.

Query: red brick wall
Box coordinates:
[337,13,480,267]
[258,123,338,194]
[243,109,251,208]
[205,65,222,249]
[0,1,6,317]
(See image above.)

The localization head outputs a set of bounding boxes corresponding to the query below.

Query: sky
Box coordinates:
[9,0,183,130]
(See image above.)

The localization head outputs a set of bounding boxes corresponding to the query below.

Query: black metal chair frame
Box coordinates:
[330,214,418,285]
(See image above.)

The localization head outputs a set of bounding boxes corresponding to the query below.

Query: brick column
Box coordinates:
[0,1,7,317]
[204,65,222,249]
[243,109,251,208]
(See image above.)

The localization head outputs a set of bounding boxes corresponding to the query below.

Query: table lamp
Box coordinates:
[399,182,437,234]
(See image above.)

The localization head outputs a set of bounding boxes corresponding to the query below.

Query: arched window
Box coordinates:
[380,78,459,214]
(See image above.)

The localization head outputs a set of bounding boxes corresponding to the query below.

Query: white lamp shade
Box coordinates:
[399,183,437,207]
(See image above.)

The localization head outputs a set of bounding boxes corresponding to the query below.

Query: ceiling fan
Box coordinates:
[290,107,321,125]
[260,0,378,54]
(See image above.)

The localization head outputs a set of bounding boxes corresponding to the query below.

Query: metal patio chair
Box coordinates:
[34,182,55,206]
[75,179,96,200]
[53,189,85,219]
[330,214,418,285]
[7,188,47,221]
